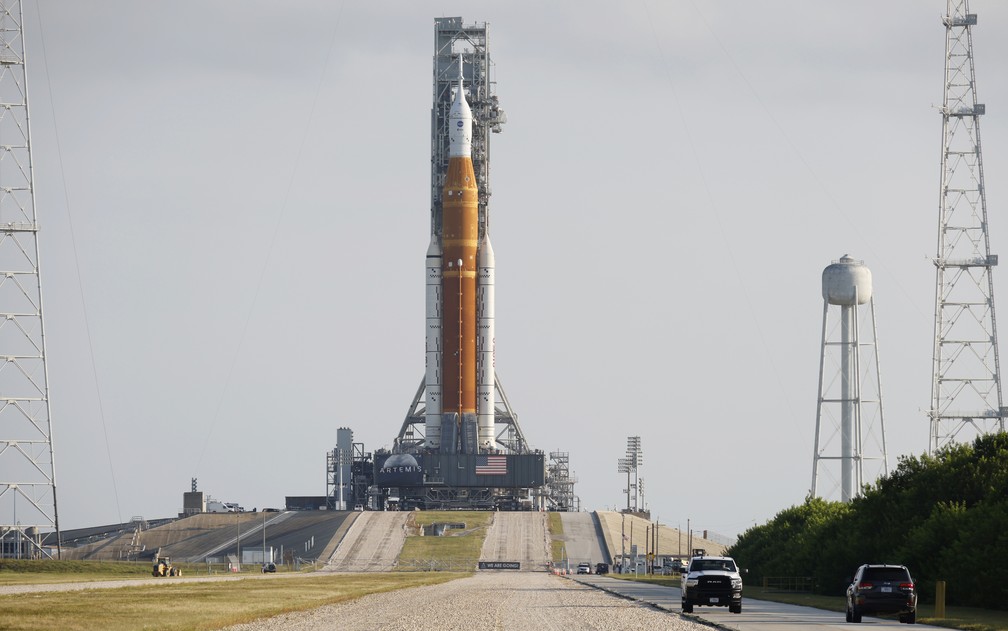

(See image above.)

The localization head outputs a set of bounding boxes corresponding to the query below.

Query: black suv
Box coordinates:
[845,564,917,624]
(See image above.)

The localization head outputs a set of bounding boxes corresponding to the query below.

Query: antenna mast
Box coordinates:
[929,0,1006,452]
[0,0,60,558]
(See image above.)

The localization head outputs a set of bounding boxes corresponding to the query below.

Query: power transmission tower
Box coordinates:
[0,0,60,558]
[929,0,1006,453]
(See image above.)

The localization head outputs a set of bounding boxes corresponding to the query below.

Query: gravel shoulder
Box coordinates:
[224,571,712,630]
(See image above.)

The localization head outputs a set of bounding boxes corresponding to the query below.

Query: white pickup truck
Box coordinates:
[681,554,743,614]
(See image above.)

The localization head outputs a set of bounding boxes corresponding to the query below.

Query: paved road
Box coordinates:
[323,512,408,572]
[479,511,550,570]
[558,512,610,566]
[573,576,941,630]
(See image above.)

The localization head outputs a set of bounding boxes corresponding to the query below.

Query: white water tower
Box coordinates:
[811,255,889,502]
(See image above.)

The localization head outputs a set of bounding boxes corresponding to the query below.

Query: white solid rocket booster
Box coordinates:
[477,232,496,449]
[424,235,442,449]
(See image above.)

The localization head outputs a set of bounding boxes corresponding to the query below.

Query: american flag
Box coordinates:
[475,455,507,476]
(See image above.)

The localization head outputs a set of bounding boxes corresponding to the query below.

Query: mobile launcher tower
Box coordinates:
[380,18,545,511]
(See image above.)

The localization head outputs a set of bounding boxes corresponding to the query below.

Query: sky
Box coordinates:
[10,0,1008,536]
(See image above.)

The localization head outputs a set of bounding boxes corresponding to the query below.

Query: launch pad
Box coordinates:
[374,451,545,511]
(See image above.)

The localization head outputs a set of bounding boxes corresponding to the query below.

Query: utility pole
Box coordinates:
[687,518,692,557]
[654,518,659,572]
[645,525,650,574]
[630,521,634,574]
[235,513,241,570]
[620,512,626,573]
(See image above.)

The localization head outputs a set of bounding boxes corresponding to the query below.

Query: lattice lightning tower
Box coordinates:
[0,0,59,558]
[0,1,58,556]
[929,0,1006,453]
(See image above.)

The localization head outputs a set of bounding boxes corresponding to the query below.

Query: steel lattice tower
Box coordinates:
[618,436,643,512]
[545,450,579,512]
[0,0,60,558]
[929,0,1006,453]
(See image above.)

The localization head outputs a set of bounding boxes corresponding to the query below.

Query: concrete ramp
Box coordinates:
[595,510,727,565]
[479,512,549,571]
[559,512,611,567]
[324,511,409,572]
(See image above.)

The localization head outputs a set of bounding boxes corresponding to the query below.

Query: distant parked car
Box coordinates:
[577,562,591,574]
[665,558,688,574]
[845,564,917,624]
[261,562,277,573]
[595,562,609,575]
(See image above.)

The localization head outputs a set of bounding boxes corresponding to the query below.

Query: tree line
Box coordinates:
[726,431,1008,607]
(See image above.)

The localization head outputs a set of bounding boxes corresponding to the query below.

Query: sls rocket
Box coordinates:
[425,59,496,453]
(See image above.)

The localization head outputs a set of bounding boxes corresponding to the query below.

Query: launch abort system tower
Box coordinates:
[387,17,543,511]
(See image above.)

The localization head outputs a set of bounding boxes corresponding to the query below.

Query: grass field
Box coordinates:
[396,511,492,565]
[547,512,565,563]
[0,571,461,631]
[741,586,1008,631]
[613,575,1008,631]
[0,560,152,585]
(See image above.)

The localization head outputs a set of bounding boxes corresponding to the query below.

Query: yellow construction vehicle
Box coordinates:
[152,553,181,577]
